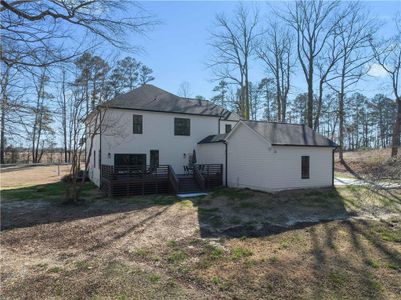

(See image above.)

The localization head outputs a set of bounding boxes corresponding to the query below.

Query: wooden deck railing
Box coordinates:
[101,163,223,197]
[168,165,179,194]
[194,164,223,189]
[101,165,169,197]
[193,166,206,191]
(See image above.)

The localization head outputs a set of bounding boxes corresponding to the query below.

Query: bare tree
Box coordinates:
[29,70,55,163]
[208,3,261,119]
[0,63,11,164]
[313,19,352,133]
[177,81,192,98]
[0,62,32,163]
[283,0,341,128]
[325,3,376,162]
[56,68,72,163]
[372,15,401,157]
[1,0,155,67]
[257,22,293,122]
[257,78,275,121]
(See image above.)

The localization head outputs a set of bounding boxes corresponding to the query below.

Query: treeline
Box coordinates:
[1,0,400,168]
[1,0,156,169]
[1,53,155,164]
[211,79,396,150]
[207,1,401,159]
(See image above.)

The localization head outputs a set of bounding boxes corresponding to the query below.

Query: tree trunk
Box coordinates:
[391,98,401,157]
[339,91,345,162]
[244,60,250,120]
[61,71,68,163]
[314,78,325,131]
[307,58,314,128]
[0,95,6,164]
[0,67,9,165]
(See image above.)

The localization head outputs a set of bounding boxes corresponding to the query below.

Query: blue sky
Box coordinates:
[115,1,400,99]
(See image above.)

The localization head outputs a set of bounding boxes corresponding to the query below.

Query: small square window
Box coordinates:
[133,115,143,134]
[301,156,310,179]
[174,118,190,136]
[225,124,232,133]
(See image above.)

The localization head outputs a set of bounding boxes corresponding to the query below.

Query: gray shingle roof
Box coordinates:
[198,134,228,144]
[244,121,337,147]
[197,121,337,147]
[102,84,240,120]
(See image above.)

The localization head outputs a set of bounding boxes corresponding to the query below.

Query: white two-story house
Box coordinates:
[87,84,337,196]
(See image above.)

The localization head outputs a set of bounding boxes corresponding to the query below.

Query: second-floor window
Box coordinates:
[174,118,190,136]
[133,114,143,134]
[225,124,232,133]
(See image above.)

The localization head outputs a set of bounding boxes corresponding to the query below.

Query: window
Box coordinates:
[225,124,232,133]
[115,154,146,166]
[174,118,190,136]
[150,150,159,168]
[93,150,96,168]
[133,114,143,134]
[301,156,310,179]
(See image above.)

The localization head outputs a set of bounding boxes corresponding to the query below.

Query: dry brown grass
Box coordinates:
[0,165,71,190]
[1,167,400,299]
[335,148,401,180]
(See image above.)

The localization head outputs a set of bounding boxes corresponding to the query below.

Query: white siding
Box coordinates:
[226,123,333,191]
[100,109,221,174]
[219,120,238,134]
[87,132,101,187]
[197,142,226,185]
[87,108,334,191]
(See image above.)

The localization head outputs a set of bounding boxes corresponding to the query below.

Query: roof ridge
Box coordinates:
[103,84,241,120]
[244,120,306,126]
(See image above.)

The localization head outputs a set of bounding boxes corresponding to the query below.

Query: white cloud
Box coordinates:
[368,63,388,77]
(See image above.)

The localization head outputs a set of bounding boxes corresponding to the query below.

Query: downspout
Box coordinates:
[223,141,228,187]
[332,146,337,187]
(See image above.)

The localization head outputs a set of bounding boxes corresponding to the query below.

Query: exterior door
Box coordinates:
[150,150,159,168]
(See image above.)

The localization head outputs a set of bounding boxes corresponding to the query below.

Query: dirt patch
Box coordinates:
[0,198,215,299]
[1,177,401,299]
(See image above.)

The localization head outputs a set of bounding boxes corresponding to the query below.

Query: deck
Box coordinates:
[101,164,223,197]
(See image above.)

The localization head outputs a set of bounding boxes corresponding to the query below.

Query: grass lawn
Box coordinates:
[1,173,400,299]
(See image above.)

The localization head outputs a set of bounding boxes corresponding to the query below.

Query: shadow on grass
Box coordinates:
[188,186,401,299]
[1,181,179,231]
[191,187,349,239]
[2,183,400,299]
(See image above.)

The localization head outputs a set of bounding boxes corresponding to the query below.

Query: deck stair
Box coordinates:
[178,176,202,193]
